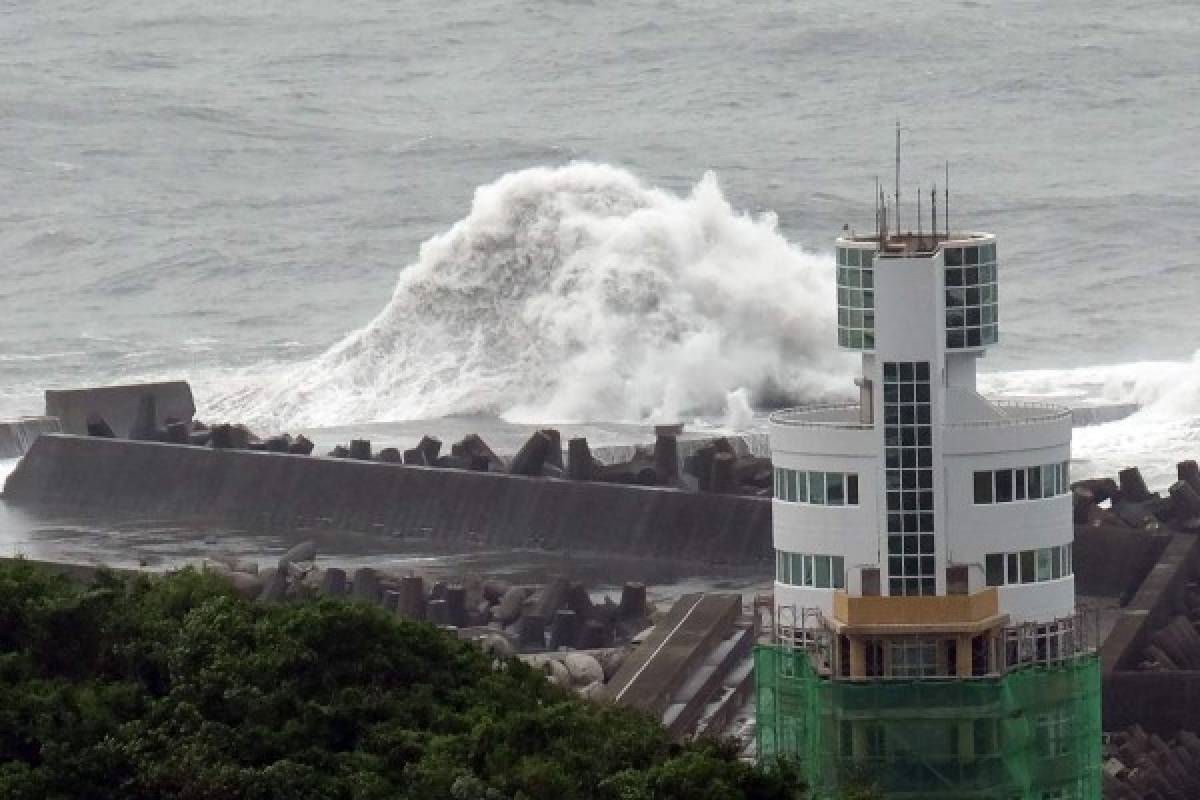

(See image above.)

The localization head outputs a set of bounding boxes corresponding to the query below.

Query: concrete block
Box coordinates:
[320,567,347,596]
[45,381,194,438]
[397,575,426,620]
[549,609,579,649]
[619,582,647,619]
[351,567,381,604]
[519,613,546,648]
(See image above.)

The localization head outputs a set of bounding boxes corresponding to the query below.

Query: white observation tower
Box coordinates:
[754,155,1101,799]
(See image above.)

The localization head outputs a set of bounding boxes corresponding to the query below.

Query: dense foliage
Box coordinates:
[0,561,804,800]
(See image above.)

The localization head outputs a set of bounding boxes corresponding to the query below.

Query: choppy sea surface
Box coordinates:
[2,0,1199,565]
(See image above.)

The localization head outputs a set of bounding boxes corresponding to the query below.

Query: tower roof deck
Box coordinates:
[838,230,994,258]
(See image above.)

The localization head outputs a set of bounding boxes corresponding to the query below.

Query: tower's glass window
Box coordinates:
[1020,550,1036,584]
[985,554,1005,586]
[837,246,876,351]
[995,469,1014,503]
[973,462,1071,504]
[826,472,845,505]
[985,545,1074,585]
[774,550,845,588]
[808,471,825,505]
[944,242,999,350]
[883,361,936,596]
[888,640,939,678]
[773,468,860,506]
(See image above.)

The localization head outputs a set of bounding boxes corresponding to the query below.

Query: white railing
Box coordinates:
[772,400,1068,430]
[769,403,872,430]
[946,400,1071,429]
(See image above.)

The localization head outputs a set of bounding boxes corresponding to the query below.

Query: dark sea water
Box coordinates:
[2,1,1200,522]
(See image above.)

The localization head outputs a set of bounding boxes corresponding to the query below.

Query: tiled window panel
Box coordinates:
[883,361,936,596]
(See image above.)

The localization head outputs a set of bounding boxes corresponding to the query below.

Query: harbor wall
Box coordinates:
[3,435,773,566]
[0,417,62,459]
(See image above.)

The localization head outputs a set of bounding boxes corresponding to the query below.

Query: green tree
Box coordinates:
[0,560,815,800]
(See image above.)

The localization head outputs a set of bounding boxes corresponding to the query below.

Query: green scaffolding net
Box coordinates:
[755,646,1101,799]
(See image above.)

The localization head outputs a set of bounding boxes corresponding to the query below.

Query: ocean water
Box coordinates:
[2,0,1199,490]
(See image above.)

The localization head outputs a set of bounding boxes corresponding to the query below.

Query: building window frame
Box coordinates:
[973,462,1071,505]
[773,468,860,507]
[984,544,1075,586]
[775,551,845,589]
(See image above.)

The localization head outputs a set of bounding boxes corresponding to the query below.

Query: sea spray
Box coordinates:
[981,354,1200,486]
[212,163,853,427]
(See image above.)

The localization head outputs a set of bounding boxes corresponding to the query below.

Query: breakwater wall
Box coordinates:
[4,435,773,566]
[0,417,62,459]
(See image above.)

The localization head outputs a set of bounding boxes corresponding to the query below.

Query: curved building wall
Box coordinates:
[942,412,1072,454]
[773,584,837,619]
[770,425,879,603]
[773,495,880,580]
[943,445,1073,556]
[998,577,1076,623]
[768,419,875,457]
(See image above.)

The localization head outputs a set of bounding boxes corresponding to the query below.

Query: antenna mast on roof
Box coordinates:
[945,161,950,238]
[894,122,901,237]
[878,178,888,244]
[917,185,922,242]
[931,182,938,245]
[878,183,888,245]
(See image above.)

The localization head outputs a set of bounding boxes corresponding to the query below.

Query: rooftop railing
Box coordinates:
[945,400,1071,429]
[769,402,871,430]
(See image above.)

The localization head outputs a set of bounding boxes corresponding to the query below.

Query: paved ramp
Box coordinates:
[602,593,744,724]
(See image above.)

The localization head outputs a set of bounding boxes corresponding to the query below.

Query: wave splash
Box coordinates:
[981,354,1200,485]
[214,163,851,428]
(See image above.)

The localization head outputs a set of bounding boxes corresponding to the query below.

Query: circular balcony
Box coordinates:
[943,400,1072,455]
[769,403,877,458]
[769,403,871,430]
[945,400,1071,429]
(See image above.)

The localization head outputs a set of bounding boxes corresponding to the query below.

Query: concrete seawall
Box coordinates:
[3,435,773,565]
[0,417,63,459]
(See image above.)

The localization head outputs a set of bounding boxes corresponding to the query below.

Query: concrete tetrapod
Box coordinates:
[397,575,426,620]
[549,609,579,649]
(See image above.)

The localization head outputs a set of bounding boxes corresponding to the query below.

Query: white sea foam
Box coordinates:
[212,163,852,428]
[980,355,1200,485]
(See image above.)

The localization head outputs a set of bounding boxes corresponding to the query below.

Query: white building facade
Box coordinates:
[757,214,1100,800]
[771,231,1075,645]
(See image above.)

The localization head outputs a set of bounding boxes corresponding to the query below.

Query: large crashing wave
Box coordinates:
[214,163,853,428]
